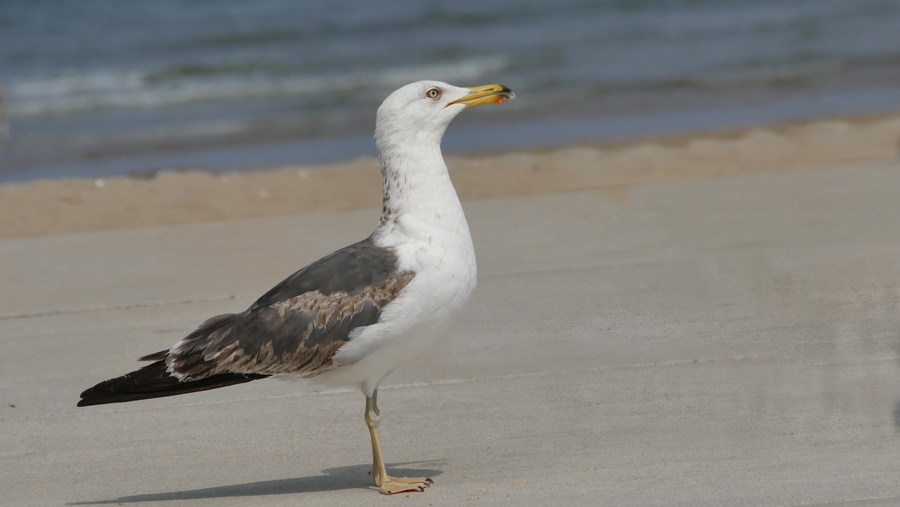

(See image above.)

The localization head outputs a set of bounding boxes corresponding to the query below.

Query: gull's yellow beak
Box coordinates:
[448,84,516,108]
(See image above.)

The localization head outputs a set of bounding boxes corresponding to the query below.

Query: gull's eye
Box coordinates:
[425,87,441,99]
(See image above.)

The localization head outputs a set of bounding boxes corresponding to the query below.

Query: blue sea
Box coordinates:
[1,0,899,182]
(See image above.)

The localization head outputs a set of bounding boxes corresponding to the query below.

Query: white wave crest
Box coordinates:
[5,57,509,118]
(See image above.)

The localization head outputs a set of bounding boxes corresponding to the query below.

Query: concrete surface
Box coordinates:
[2,159,900,506]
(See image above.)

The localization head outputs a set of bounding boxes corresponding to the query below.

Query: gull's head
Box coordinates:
[375,80,515,150]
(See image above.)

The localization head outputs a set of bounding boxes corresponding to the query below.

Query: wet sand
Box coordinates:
[1,113,898,239]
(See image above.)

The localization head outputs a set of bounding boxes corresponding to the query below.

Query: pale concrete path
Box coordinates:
[2,159,900,506]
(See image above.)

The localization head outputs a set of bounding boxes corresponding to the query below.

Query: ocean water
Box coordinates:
[1,0,899,182]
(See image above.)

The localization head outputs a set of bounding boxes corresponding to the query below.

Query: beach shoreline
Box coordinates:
[2,112,898,240]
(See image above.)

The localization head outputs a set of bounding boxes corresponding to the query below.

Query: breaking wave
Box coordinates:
[6,57,509,117]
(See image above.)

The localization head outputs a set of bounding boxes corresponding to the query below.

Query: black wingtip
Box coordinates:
[77,360,267,407]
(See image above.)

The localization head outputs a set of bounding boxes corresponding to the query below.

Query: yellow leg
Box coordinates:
[365,390,433,495]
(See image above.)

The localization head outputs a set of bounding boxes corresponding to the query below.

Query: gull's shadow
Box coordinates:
[68,462,443,505]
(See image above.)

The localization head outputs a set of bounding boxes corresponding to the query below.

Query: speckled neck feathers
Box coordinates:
[376,144,462,231]
[372,93,468,243]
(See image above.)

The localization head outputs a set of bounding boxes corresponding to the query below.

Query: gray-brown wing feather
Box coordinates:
[151,238,415,380]
[165,271,414,379]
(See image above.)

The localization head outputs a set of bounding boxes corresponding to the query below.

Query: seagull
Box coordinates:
[77,80,515,495]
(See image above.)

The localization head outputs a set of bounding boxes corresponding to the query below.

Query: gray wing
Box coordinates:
[145,238,415,379]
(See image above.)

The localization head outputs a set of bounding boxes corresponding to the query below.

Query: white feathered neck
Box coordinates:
[370,81,472,243]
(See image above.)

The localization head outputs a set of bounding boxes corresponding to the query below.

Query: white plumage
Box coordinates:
[323,81,484,393]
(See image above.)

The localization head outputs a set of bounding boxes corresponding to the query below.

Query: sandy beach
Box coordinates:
[3,109,900,505]
[4,125,900,506]
[2,113,898,239]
